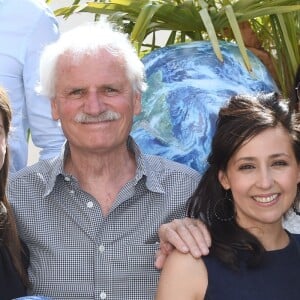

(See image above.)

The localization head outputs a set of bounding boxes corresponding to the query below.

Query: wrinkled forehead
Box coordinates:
[53,49,131,92]
[57,47,125,67]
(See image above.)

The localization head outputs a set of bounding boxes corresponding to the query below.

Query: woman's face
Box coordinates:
[0,113,7,170]
[218,126,300,229]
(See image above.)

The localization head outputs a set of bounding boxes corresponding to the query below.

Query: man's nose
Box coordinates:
[83,91,105,115]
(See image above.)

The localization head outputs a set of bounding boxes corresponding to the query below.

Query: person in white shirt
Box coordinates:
[0,0,65,172]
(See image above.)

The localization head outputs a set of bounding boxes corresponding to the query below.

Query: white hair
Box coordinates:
[38,19,147,99]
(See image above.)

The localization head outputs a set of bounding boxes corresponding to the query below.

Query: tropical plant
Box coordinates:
[52,0,300,97]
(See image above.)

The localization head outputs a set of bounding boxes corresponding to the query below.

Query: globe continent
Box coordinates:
[131,41,278,174]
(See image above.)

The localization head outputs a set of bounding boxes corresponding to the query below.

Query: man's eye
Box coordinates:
[69,89,85,98]
[104,87,118,95]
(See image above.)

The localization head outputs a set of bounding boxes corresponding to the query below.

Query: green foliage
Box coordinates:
[53,0,300,97]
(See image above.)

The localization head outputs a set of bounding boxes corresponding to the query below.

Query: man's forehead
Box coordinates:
[57,48,124,65]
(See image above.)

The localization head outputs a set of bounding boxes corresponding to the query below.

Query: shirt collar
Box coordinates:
[128,136,165,194]
[43,141,68,196]
[44,136,165,196]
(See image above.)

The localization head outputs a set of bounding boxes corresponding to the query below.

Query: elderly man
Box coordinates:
[7,20,207,299]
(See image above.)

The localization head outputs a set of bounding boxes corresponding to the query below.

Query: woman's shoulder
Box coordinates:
[165,249,206,271]
[156,250,208,299]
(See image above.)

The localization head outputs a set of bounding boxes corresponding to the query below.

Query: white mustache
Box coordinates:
[74,111,121,123]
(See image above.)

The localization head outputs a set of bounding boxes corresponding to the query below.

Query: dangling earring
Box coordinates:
[213,190,234,222]
[293,204,300,216]
[0,201,7,230]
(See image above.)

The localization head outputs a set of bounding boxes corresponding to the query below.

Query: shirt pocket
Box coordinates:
[126,242,160,273]
[123,243,160,299]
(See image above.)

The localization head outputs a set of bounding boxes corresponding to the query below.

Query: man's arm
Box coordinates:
[24,4,65,160]
[155,218,211,269]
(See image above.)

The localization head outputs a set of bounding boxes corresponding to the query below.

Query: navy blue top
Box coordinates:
[0,241,26,299]
[203,234,300,300]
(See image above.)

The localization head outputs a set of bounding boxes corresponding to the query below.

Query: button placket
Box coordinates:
[64,175,75,195]
[87,201,94,208]
[99,244,105,253]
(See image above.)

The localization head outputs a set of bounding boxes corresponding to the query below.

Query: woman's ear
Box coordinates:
[297,163,300,183]
[218,170,230,190]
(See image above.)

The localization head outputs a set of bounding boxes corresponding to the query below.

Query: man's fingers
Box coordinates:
[169,218,204,257]
[155,247,168,269]
[158,222,189,253]
[156,218,211,269]
[159,218,211,257]
[182,218,211,256]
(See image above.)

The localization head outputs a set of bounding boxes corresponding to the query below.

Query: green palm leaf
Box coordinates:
[53,0,300,97]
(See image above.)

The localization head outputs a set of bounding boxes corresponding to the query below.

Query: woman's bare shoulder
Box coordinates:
[156,249,208,300]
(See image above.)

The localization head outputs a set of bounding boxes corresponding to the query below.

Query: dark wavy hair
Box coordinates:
[0,88,28,284]
[188,92,300,270]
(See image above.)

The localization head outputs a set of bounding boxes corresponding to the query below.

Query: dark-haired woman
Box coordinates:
[156,92,300,299]
[0,87,28,299]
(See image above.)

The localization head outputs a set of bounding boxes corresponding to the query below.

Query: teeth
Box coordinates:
[253,194,278,203]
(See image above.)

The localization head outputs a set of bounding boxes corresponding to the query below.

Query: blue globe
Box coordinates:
[131,41,278,174]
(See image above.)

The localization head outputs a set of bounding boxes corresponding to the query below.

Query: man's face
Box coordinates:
[51,50,141,154]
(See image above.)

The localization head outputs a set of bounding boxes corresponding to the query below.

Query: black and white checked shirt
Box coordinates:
[8,138,201,300]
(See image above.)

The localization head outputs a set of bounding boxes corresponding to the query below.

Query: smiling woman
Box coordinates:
[218,125,299,228]
[156,92,300,300]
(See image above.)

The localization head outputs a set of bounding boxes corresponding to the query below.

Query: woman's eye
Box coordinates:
[238,164,254,170]
[272,160,288,167]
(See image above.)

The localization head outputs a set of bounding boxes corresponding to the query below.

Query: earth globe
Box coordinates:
[131,41,278,174]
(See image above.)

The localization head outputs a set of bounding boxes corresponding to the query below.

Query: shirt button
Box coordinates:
[64,176,71,182]
[99,244,105,253]
[69,190,75,194]
[87,201,94,208]
[100,291,106,299]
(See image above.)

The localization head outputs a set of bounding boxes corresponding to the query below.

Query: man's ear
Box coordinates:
[218,170,230,190]
[133,92,142,116]
[51,98,60,121]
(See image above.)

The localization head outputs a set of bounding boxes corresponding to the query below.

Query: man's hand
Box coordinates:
[155,218,211,269]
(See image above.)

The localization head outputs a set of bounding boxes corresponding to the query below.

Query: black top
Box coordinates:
[203,233,300,299]
[0,241,26,299]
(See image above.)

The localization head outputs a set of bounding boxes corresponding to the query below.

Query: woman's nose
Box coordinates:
[256,168,274,189]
